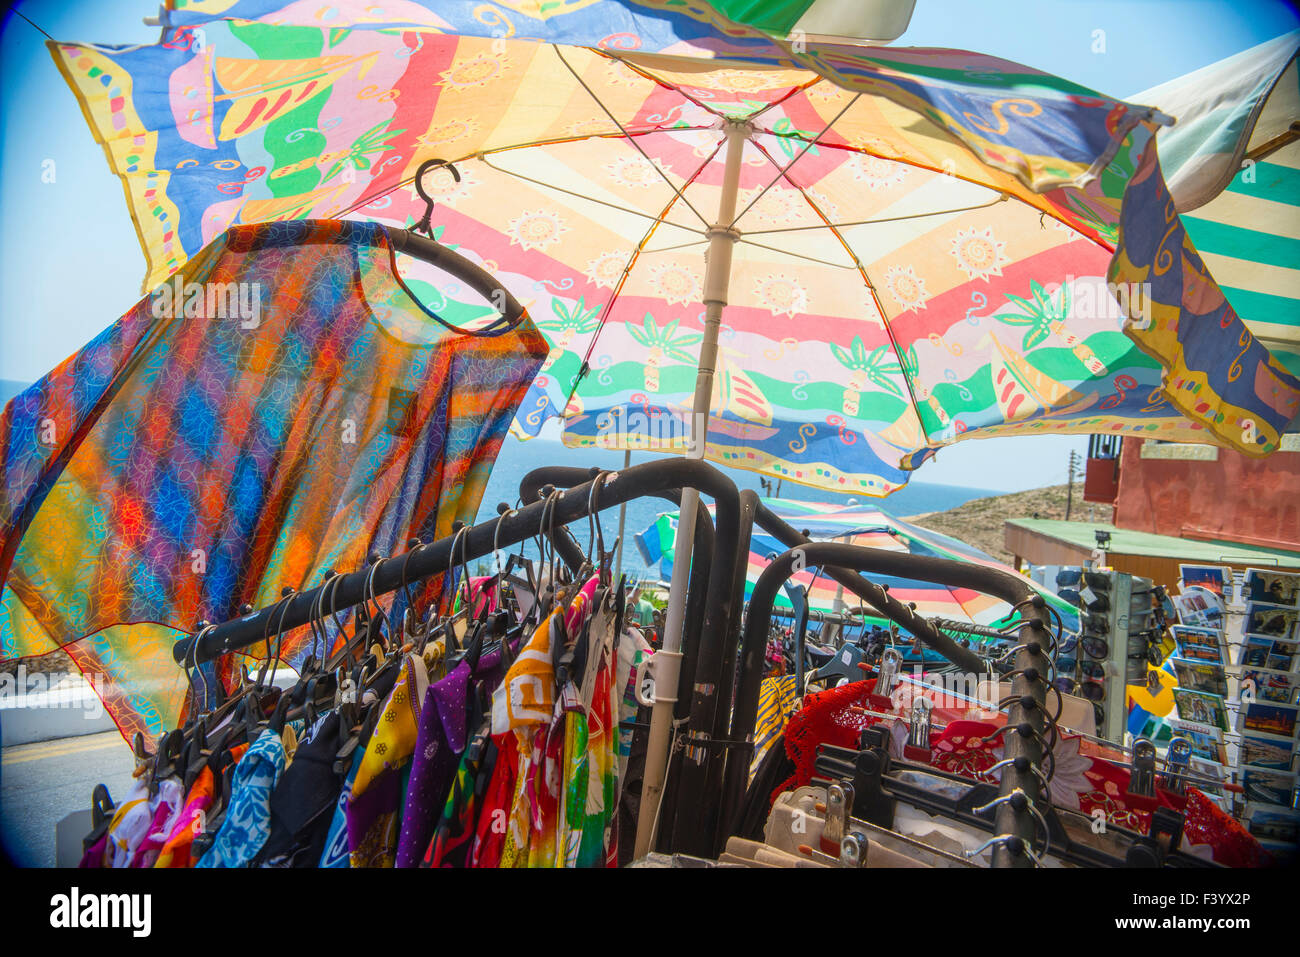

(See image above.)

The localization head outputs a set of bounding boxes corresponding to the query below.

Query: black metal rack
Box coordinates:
[724,541,1055,868]
[170,456,1054,865]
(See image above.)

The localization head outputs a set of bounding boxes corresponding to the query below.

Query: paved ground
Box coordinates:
[1,731,135,867]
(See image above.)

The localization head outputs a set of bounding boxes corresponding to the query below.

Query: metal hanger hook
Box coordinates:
[411,158,460,237]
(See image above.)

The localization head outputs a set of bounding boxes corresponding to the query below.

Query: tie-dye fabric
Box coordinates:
[0,220,546,742]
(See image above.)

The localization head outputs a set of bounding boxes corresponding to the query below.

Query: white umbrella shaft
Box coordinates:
[635,120,748,856]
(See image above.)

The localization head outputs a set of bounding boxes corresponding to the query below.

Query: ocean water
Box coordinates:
[474,436,997,582]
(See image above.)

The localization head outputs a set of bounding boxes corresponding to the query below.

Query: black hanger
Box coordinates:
[410,158,459,237]
[268,687,295,735]
[82,784,116,856]
[149,729,185,796]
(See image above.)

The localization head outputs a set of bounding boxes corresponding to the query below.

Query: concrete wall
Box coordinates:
[1113,439,1300,549]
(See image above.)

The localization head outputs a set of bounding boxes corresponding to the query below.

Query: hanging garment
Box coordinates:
[257,711,348,867]
[319,747,365,869]
[0,220,546,741]
[495,610,560,735]
[585,654,618,868]
[558,681,590,868]
[425,722,497,868]
[153,740,250,869]
[102,777,151,868]
[395,660,473,867]
[347,654,429,867]
[469,730,519,868]
[614,626,652,782]
[197,726,287,868]
[525,702,567,869]
[751,675,799,784]
[129,777,185,868]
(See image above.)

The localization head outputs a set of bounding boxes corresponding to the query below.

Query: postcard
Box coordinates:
[1239,668,1300,706]
[1171,688,1230,732]
[1240,701,1299,739]
[1169,657,1228,697]
[1238,734,1297,772]
[1266,643,1296,674]
[1245,805,1300,844]
[1179,564,1230,600]
[1174,725,1227,764]
[1243,570,1300,608]
[1241,768,1297,806]
[1172,626,1224,666]
[1238,636,1274,670]
[1245,602,1299,642]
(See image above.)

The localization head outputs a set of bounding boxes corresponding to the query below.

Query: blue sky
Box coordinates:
[1,0,1296,492]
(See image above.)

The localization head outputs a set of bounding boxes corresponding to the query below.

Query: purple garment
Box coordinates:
[395,661,472,867]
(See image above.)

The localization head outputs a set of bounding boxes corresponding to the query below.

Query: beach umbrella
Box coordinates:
[636,497,1080,631]
[49,18,1300,481]
[45,9,1300,855]
[1130,30,1300,376]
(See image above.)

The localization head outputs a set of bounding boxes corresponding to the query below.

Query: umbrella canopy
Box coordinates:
[1131,31,1300,377]
[635,496,1080,632]
[48,17,1300,498]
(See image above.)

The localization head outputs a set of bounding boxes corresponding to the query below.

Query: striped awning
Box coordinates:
[1135,32,1300,377]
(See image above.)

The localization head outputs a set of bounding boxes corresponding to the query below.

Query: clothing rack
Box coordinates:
[171,453,1024,859]
[726,541,1055,868]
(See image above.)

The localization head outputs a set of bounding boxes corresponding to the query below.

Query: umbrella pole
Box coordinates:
[634,119,748,858]
[613,448,631,580]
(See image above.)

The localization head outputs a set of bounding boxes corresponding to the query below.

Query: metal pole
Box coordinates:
[634,119,749,858]
[613,448,632,580]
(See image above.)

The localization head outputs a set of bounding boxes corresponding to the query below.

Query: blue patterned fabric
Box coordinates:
[197,726,286,867]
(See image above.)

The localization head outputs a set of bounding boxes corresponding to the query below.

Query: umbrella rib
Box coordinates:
[641,239,711,255]
[553,44,713,229]
[327,126,715,222]
[734,237,858,269]
[728,93,861,230]
[746,136,934,446]
[560,138,728,416]
[745,77,829,123]
[597,51,730,123]
[740,195,1007,235]
[478,153,706,234]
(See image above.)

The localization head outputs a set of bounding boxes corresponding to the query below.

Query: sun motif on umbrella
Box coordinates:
[646,261,702,306]
[414,118,479,150]
[505,209,570,251]
[846,153,909,191]
[707,69,780,93]
[740,185,836,227]
[605,154,660,189]
[883,263,929,312]
[753,274,808,318]
[439,53,510,91]
[806,80,853,103]
[950,226,1010,282]
[585,250,626,289]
